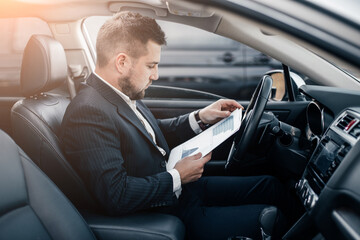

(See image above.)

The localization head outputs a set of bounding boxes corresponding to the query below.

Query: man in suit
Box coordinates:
[61,11,296,240]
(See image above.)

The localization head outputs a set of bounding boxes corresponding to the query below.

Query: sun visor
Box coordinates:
[165,1,214,17]
[109,2,168,17]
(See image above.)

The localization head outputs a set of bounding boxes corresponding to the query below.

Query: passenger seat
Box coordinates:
[0,129,96,240]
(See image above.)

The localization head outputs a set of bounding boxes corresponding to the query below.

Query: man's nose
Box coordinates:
[150,66,159,81]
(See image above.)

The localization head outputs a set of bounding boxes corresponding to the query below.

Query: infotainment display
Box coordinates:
[311,140,339,179]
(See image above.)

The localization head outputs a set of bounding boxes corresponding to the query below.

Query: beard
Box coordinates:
[120,79,146,100]
[117,69,148,100]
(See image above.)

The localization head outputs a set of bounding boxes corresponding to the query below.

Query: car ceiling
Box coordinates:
[1,0,360,90]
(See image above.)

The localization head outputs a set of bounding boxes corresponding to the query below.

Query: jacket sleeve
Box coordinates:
[61,104,175,216]
[157,113,197,149]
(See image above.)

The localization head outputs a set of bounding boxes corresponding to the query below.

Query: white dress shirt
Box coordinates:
[94,73,202,198]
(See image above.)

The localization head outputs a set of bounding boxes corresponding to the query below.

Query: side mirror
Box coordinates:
[266,70,305,101]
[269,72,286,101]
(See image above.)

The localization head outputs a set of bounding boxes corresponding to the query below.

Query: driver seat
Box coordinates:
[10,34,185,240]
[11,34,96,210]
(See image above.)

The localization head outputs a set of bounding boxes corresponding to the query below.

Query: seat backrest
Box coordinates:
[0,130,96,240]
[11,35,98,210]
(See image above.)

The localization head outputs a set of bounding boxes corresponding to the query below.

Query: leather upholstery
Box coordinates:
[0,130,96,240]
[10,35,185,240]
[11,35,97,210]
[11,94,98,210]
[84,212,185,240]
[20,35,68,97]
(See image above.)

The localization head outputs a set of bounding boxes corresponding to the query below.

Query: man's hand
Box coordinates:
[199,99,243,124]
[174,152,212,184]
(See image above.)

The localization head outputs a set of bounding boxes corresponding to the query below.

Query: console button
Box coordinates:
[322,136,330,143]
[326,169,332,178]
[331,161,337,168]
[295,179,305,192]
[337,143,350,158]
[305,195,313,208]
[302,187,309,199]
[338,147,347,157]
[308,195,317,209]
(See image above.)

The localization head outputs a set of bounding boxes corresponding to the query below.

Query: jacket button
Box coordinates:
[160,161,166,168]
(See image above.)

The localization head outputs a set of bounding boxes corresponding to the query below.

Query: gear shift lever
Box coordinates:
[259,206,285,240]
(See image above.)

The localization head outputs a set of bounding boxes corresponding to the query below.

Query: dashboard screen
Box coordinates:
[312,141,339,178]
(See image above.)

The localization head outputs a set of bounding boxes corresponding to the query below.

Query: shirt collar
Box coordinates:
[93,72,136,108]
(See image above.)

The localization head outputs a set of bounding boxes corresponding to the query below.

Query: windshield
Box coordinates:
[302,0,360,82]
[312,0,360,24]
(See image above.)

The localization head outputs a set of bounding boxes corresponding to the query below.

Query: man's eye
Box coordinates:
[148,65,155,69]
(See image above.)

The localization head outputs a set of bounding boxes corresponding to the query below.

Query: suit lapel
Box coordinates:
[86,74,158,150]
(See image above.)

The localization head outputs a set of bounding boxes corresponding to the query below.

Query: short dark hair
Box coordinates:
[96,11,166,67]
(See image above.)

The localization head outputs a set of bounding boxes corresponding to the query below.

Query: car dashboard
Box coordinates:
[294,107,360,239]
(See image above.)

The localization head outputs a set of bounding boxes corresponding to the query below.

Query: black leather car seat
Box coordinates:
[0,129,96,240]
[11,35,96,210]
[10,35,185,240]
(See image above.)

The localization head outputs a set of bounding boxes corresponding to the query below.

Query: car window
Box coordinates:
[83,16,284,101]
[0,18,52,96]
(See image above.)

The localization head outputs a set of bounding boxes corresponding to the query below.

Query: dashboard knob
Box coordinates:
[305,195,313,208]
[302,187,309,199]
[322,136,330,143]
[271,126,284,137]
[295,179,305,192]
[337,145,348,157]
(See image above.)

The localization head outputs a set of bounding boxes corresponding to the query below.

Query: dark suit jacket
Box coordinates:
[60,74,195,215]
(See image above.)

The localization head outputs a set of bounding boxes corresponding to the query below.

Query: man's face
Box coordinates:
[118,40,161,100]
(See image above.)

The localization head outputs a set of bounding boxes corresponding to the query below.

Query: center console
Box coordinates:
[295,109,360,211]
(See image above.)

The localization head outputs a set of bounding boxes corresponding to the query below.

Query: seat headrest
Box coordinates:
[20,35,68,97]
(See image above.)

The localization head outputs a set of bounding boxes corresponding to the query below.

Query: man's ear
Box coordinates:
[115,53,131,74]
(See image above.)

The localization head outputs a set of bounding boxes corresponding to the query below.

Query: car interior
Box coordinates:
[1,0,360,240]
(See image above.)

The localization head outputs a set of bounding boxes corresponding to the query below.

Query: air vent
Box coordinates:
[337,114,355,131]
[350,123,360,138]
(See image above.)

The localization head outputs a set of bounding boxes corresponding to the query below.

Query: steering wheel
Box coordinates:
[225,75,273,170]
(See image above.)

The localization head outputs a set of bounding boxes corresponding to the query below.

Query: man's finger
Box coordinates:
[200,152,212,164]
[219,99,243,109]
[213,110,231,118]
[190,152,202,160]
